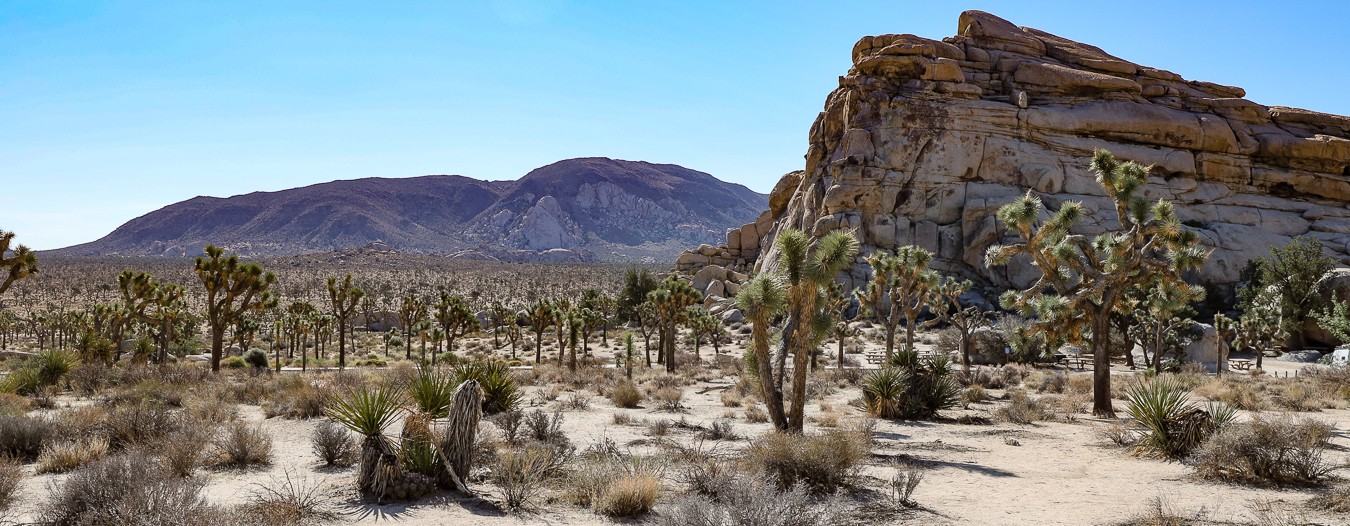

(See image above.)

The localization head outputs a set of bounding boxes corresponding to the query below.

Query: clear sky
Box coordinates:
[3,1,1347,250]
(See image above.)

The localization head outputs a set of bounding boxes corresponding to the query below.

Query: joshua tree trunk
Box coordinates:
[752,318,787,430]
[438,380,482,494]
[1091,311,1115,417]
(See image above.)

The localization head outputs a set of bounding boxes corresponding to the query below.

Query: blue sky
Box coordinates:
[3,1,1347,250]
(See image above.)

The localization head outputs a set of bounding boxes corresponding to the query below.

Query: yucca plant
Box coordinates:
[862,368,907,419]
[407,366,456,419]
[1124,377,1213,458]
[325,384,405,499]
[451,361,520,415]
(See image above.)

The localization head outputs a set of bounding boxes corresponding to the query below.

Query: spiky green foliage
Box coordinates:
[863,351,958,420]
[1233,286,1288,370]
[1124,377,1217,458]
[326,384,405,439]
[769,229,860,432]
[451,361,520,415]
[434,292,477,364]
[196,245,277,372]
[0,229,38,299]
[984,150,1207,417]
[737,273,789,429]
[327,274,365,370]
[407,366,457,419]
[647,276,700,372]
[1122,280,1204,371]
[526,298,554,365]
[859,245,938,358]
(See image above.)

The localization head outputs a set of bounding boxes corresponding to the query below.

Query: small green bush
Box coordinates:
[222,356,248,369]
[242,349,269,369]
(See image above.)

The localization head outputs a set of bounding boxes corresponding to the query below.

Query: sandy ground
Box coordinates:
[7,336,1350,526]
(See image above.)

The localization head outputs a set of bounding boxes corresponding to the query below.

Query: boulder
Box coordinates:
[704,280,726,299]
[1274,350,1325,363]
[721,309,745,324]
[1183,323,1224,373]
[692,265,729,292]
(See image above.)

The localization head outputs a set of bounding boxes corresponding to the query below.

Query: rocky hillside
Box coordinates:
[680,10,1350,292]
[55,158,767,263]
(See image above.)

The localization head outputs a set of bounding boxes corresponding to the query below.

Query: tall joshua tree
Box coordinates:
[196,245,277,372]
[526,298,554,365]
[328,274,365,370]
[399,295,427,360]
[647,276,700,372]
[986,150,1207,417]
[434,292,476,364]
[118,270,187,364]
[0,230,38,299]
[736,273,788,429]
[924,277,989,372]
[773,228,859,433]
[859,245,937,359]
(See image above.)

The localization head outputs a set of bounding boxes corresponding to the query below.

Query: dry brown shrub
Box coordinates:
[744,424,870,494]
[651,387,684,412]
[744,404,768,423]
[595,473,660,518]
[609,381,642,409]
[1308,484,1350,514]
[995,390,1050,424]
[35,437,110,474]
[0,414,53,460]
[0,456,20,512]
[213,422,273,468]
[1192,414,1334,485]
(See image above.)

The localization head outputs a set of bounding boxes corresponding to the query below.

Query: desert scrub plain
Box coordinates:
[0,254,1347,525]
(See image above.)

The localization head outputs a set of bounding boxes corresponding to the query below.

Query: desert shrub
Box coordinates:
[262,381,330,420]
[106,379,184,407]
[67,362,109,397]
[595,472,660,518]
[35,437,110,474]
[523,409,569,447]
[744,404,768,423]
[105,401,177,449]
[652,387,684,412]
[562,392,591,410]
[745,424,870,494]
[862,352,958,420]
[995,390,1050,424]
[657,474,848,526]
[721,388,744,408]
[647,419,672,437]
[0,456,20,513]
[961,384,991,407]
[0,414,52,460]
[163,418,215,478]
[1192,414,1334,485]
[222,356,248,369]
[493,445,565,510]
[888,464,925,507]
[1193,377,1266,411]
[1308,484,1350,514]
[490,409,524,444]
[2,349,76,395]
[1100,420,1138,447]
[213,422,273,468]
[40,451,218,526]
[0,393,29,417]
[1038,371,1068,393]
[243,471,334,525]
[1124,377,1219,458]
[311,421,358,467]
[702,420,738,441]
[609,381,642,408]
[451,361,521,414]
[242,349,270,369]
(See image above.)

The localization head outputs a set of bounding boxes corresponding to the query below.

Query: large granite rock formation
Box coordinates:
[680,11,1350,292]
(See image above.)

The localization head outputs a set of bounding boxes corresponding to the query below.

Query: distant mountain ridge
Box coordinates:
[53,158,768,263]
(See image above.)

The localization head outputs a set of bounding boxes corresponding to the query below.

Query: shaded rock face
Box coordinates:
[688,11,1350,289]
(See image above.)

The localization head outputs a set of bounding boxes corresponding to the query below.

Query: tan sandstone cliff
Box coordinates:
[679,10,1350,295]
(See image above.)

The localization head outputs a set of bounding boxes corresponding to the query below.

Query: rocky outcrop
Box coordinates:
[686,11,1350,291]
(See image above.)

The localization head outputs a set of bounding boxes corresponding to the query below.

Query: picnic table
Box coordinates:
[865,350,886,365]
[1230,359,1253,371]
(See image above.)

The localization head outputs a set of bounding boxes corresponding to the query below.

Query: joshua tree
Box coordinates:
[117,270,187,363]
[550,298,571,366]
[772,228,859,433]
[634,301,658,366]
[986,150,1207,417]
[647,276,700,372]
[580,288,616,346]
[736,273,788,429]
[622,332,636,379]
[617,268,659,323]
[399,295,427,360]
[565,308,583,372]
[1238,286,1288,370]
[859,245,937,358]
[1128,283,1203,370]
[526,298,553,365]
[488,301,511,349]
[195,245,278,373]
[328,274,366,370]
[1241,236,1336,348]
[825,282,857,370]
[434,292,476,363]
[923,277,989,372]
[0,230,38,299]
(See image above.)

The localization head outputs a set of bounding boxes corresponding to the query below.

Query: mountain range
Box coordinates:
[52,158,768,263]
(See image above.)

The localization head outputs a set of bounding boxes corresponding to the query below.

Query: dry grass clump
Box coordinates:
[595,472,660,518]
[243,471,335,526]
[311,421,358,467]
[609,381,642,408]
[492,445,568,511]
[105,379,185,407]
[1192,414,1334,485]
[0,393,30,417]
[961,384,992,407]
[745,424,870,494]
[262,377,330,419]
[163,418,216,477]
[105,401,178,448]
[1191,376,1267,411]
[0,414,52,460]
[35,437,110,474]
[561,392,592,410]
[562,446,663,518]
[651,387,685,412]
[744,404,768,423]
[0,456,20,513]
[1308,484,1350,514]
[213,422,274,468]
[995,390,1050,424]
[657,473,849,526]
[720,388,743,407]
